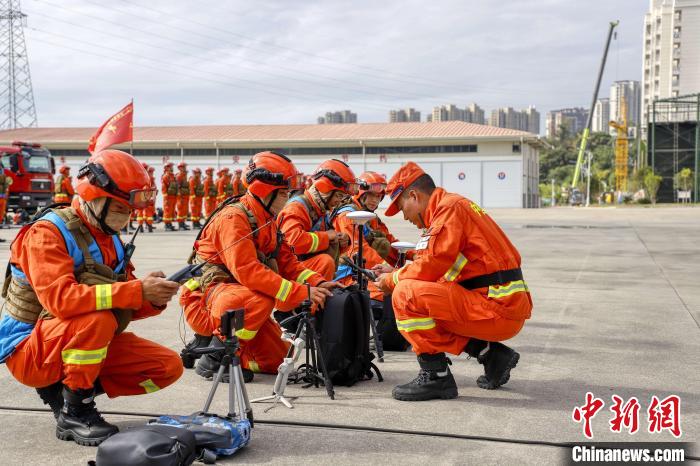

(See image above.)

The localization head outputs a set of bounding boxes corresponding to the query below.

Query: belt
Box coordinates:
[459,268,523,290]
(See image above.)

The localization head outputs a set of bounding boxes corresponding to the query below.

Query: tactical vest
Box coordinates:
[187,198,282,293]
[0,174,11,193]
[178,177,190,196]
[54,175,66,195]
[165,176,178,196]
[288,195,340,263]
[1,208,128,327]
[207,179,217,197]
[224,181,234,197]
[194,180,205,197]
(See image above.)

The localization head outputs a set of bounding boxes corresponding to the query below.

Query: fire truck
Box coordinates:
[0,141,55,214]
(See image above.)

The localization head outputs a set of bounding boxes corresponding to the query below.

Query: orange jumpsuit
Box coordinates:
[203,174,217,218]
[179,194,332,374]
[189,175,204,223]
[53,175,74,204]
[137,172,156,227]
[381,188,532,356]
[216,174,232,204]
[176,171,190,223]
[161,172,177,226]
[6,201,183,396]
[232,174,245,196]
[278,191,336,272]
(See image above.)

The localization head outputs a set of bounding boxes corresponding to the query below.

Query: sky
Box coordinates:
[19,0,649,130]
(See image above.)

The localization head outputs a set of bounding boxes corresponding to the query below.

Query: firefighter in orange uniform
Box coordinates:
[136,163,156,233]
[179,151,337,381]
[232,168,246,196]
[161,162,178,231]
[372,162,532,401]
[203,167,217,218]
[0,150,182,445]
[216,167,231,204]
[189,167,204,229]
[53,165,74,205]
[331,171,413,301]
[175,162,191,230]
[0,159,13,225]
[277,159,357,281]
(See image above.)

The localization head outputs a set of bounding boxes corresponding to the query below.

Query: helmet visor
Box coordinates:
[363,182,387,194]
[129,188,157,209]
[345,181,360,196]
[287,173,304,190]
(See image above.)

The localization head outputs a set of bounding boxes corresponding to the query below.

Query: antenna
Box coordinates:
[0,0,38,129]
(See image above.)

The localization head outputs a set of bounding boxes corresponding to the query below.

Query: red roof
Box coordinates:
[0,121,534,144]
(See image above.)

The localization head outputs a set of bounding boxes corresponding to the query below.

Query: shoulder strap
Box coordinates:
[329,203,356,224]
[186,195,245,264]
[49,208,104,270]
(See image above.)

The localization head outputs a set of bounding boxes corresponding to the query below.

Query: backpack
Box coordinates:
[317,287,383,386]
[94,424,197,466]
[372,296,410,352]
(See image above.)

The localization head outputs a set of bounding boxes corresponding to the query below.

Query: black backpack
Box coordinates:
[318,287,383,386]
[94,424,197,466]
[372,296,410,352]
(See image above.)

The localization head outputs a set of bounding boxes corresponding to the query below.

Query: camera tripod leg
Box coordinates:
[368,311,384,362]
[311,323,335,400]
[202,360,227,413]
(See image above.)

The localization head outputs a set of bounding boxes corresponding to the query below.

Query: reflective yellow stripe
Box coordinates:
[138,378,160,394]
[308,233,320,253]
[488,280,529,299]
[296,269,315,283]
[392,270,400,285]
[248,361,260,373]
[444,253,468,282]
[61,346,109,365]
[275,279,292,302]
[396,317,436,333]
[184,278,200,291]
[95,284,113,310]
[235,328,258,340]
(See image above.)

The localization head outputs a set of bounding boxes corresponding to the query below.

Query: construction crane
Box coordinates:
[609,95,629,192]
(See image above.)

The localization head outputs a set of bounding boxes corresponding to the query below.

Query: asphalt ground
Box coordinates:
[0,206,698,465]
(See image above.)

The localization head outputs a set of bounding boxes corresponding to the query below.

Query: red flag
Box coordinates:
[88,102,134,154]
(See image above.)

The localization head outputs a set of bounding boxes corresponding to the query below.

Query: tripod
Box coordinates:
[191,310,253,424]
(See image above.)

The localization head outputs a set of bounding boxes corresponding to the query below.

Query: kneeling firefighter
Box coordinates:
[180,151,338,382]
[373,162,532,401]
[0,150,183,445]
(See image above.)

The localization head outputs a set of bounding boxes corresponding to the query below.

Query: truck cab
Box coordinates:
[0,141,55,213]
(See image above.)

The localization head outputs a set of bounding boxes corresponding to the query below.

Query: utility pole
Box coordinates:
[586,151,592,207]
[0,0,37,129]
[551,179,555,207]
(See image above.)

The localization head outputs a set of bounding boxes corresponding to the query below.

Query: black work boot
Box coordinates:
[193,220,202,230]
[195,338,253,383]
[179,221,190,231]
[147,224,154,233]
[180,333,213,369]
[475,342,520,390]
[392,353,458,401]
[36,382,63,419]
[164,223,175,231]
[56,386,119,446]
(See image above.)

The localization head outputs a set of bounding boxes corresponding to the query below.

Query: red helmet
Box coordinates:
[355,171,387,202]
[193,167,202,174]
[205,167,214,174]
[59,165,70,175]
[234,168,243,175]
[164,162,174,171]
[147,166,155,174]
[245,151,302,198]
[312,159,359,195]
[76,150,156,209]
[177,162,187,169]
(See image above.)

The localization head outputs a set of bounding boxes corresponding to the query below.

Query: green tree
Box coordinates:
[675,168,694,192]
[644,171,663,204]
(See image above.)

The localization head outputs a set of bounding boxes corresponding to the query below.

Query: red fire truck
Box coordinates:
[0,141,55,214]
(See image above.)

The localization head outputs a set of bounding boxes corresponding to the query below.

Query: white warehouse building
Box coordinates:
[0,121,543,208]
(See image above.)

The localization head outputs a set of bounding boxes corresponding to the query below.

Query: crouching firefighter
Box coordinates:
[179,151,338,383]
[373,162,532,401]
[0,150,183,445]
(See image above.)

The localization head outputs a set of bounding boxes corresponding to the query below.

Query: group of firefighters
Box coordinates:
[0,149,532,446]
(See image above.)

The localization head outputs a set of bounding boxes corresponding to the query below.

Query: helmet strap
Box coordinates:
[251,191,276,216]
[86,197,119,235]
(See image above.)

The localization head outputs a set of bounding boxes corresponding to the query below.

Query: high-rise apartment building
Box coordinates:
[389,108,421,122]
[610,80,642,137]
[317,110,357,124]
[430,103,486,124]
[592,98,611,133]
[545,108,589,139]
[489,106,540,134]
[642,0,700,137]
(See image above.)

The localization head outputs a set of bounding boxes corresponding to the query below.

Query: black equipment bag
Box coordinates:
[318,287,382,386]
[94,424,196,466]
[373,296,410,352]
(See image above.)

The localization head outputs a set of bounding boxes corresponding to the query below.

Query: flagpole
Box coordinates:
[129,98,134,156]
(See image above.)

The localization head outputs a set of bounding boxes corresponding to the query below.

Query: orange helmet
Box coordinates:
[76,149,156,209]
[164,162,174,171]
[177,161,187,169]
[193,167,202,174]
[234,168,243,175]
[205,167,214,174]
[312,159,359,195]
[355,171,387,202]
[147,165,155,174]
[245,151,302,199]
[59,165,70,175]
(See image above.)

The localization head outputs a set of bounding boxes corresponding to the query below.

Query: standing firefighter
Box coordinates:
[0,150,182,445]
[161,162,178,231]
[136,163,156,233]
[277,159,356,279]
[54,165,75,205]
[180,151,337,382]
[203,167,217,218]
[232,168,246,196]
[373,162,532,401]
[0,158,13,225]
[216,167,232,204]
[176,162,191,231]
[189,167,204,229]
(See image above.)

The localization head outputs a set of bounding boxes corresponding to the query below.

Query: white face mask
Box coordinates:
[82,197,130,232]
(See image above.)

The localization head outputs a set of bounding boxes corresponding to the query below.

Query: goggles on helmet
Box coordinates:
[78,162,157,209]
[361,181,387,195]
[313,169,360,195]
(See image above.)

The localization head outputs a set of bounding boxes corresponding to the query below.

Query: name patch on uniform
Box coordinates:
[416,236,430,250]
